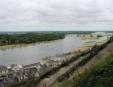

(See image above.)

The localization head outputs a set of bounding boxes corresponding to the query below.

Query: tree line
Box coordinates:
[0,33,65,46]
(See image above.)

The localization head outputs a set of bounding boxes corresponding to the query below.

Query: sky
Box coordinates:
[0,0,113,31]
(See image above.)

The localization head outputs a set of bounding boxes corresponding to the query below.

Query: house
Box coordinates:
[13,71,24,81]
[10,64,23,71]
[37,64,47,75]
[4,74,18,84]
[46,59,62,68]
[0,65,8,76]
[0,77,4,87]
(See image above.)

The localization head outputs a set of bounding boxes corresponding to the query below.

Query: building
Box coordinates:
[0,65,8,76]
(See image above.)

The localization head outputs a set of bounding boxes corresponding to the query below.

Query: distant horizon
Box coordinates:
[0,29,113,32]
[0,30,113,32]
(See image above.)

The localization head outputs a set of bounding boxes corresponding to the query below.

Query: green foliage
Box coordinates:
[72,51,113,87]
[5,80,28,87]
[55,48,113,87]
[0,33,65,46]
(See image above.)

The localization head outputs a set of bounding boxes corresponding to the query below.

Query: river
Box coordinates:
[0,34,107,65]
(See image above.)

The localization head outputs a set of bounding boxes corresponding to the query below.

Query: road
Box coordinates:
[36,42,113,87]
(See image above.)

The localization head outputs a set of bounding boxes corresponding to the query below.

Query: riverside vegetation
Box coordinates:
[0,31,95,46]
[5,36,113,87]
[0,33,65,46]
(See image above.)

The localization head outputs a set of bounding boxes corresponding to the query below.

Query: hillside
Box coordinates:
[54,42,113,87]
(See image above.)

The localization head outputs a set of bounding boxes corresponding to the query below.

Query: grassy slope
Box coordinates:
[54,50,113,87]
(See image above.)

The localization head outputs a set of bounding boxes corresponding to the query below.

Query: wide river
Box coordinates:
[0,35,107,65]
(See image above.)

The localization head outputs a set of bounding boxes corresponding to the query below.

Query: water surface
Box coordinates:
[0,35,107,65]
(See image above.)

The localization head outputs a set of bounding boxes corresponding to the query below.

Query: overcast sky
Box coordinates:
[0,0,113,31]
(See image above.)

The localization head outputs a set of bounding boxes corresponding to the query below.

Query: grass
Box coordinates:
[77,34,98,40]
[54,50,113,87]
[97,40,108,45]
[85,41,96,43]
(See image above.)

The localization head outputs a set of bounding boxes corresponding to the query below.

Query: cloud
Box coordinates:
[0,0,113,31]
